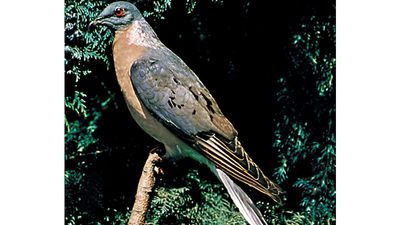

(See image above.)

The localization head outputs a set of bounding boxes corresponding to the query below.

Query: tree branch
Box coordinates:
[128,150,163,225]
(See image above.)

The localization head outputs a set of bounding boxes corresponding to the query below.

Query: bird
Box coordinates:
[90,2,283,224]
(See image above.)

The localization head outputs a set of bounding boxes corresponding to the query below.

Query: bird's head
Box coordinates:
[89,1,143,30]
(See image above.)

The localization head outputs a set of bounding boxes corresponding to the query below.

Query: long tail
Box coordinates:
[216,168,267,225]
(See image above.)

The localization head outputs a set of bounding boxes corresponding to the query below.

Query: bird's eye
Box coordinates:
[114,7,125,17]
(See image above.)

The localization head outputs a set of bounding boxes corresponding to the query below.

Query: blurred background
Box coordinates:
[65,0,335,224]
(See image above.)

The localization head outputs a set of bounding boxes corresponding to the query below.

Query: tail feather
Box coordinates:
[216,168,267,225]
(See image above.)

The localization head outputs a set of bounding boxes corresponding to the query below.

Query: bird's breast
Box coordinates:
[112,27,183,152]
[113,28,146,118]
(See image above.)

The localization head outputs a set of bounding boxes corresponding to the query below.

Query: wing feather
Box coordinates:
[196,133,283,203]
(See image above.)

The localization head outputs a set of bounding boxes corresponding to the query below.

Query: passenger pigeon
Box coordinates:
[90,2,282,224]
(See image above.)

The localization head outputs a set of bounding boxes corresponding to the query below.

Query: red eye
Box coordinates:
[114,7,125,17]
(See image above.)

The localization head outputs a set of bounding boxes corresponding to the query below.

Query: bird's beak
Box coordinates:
[89,17,103,29]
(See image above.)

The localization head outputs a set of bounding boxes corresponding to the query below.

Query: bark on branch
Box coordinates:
[128,150,163,225]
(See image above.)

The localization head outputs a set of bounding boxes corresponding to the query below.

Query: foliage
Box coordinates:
[65,0,114,156]
[65,0,120,224]
[271,14,336,224]
[146,169,245,224]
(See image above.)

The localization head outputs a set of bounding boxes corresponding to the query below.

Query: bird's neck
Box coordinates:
[120,18,163,49]
[112,19,162,79]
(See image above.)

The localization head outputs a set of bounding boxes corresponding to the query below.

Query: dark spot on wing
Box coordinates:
[173,77,180,84]
[201,92,216,114]
[168,95,182,109]
[189,86,199,101]
[192,109,196,115]
[167,100,173,108]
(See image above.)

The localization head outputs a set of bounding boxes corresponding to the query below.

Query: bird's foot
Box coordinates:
[149,146,166,175]
[150,145,166,157]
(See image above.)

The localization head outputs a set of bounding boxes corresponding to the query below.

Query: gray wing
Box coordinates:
[130,49,237,140]
[130,50,282,203]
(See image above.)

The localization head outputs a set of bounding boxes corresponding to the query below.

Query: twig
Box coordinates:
[128,150,163,225]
